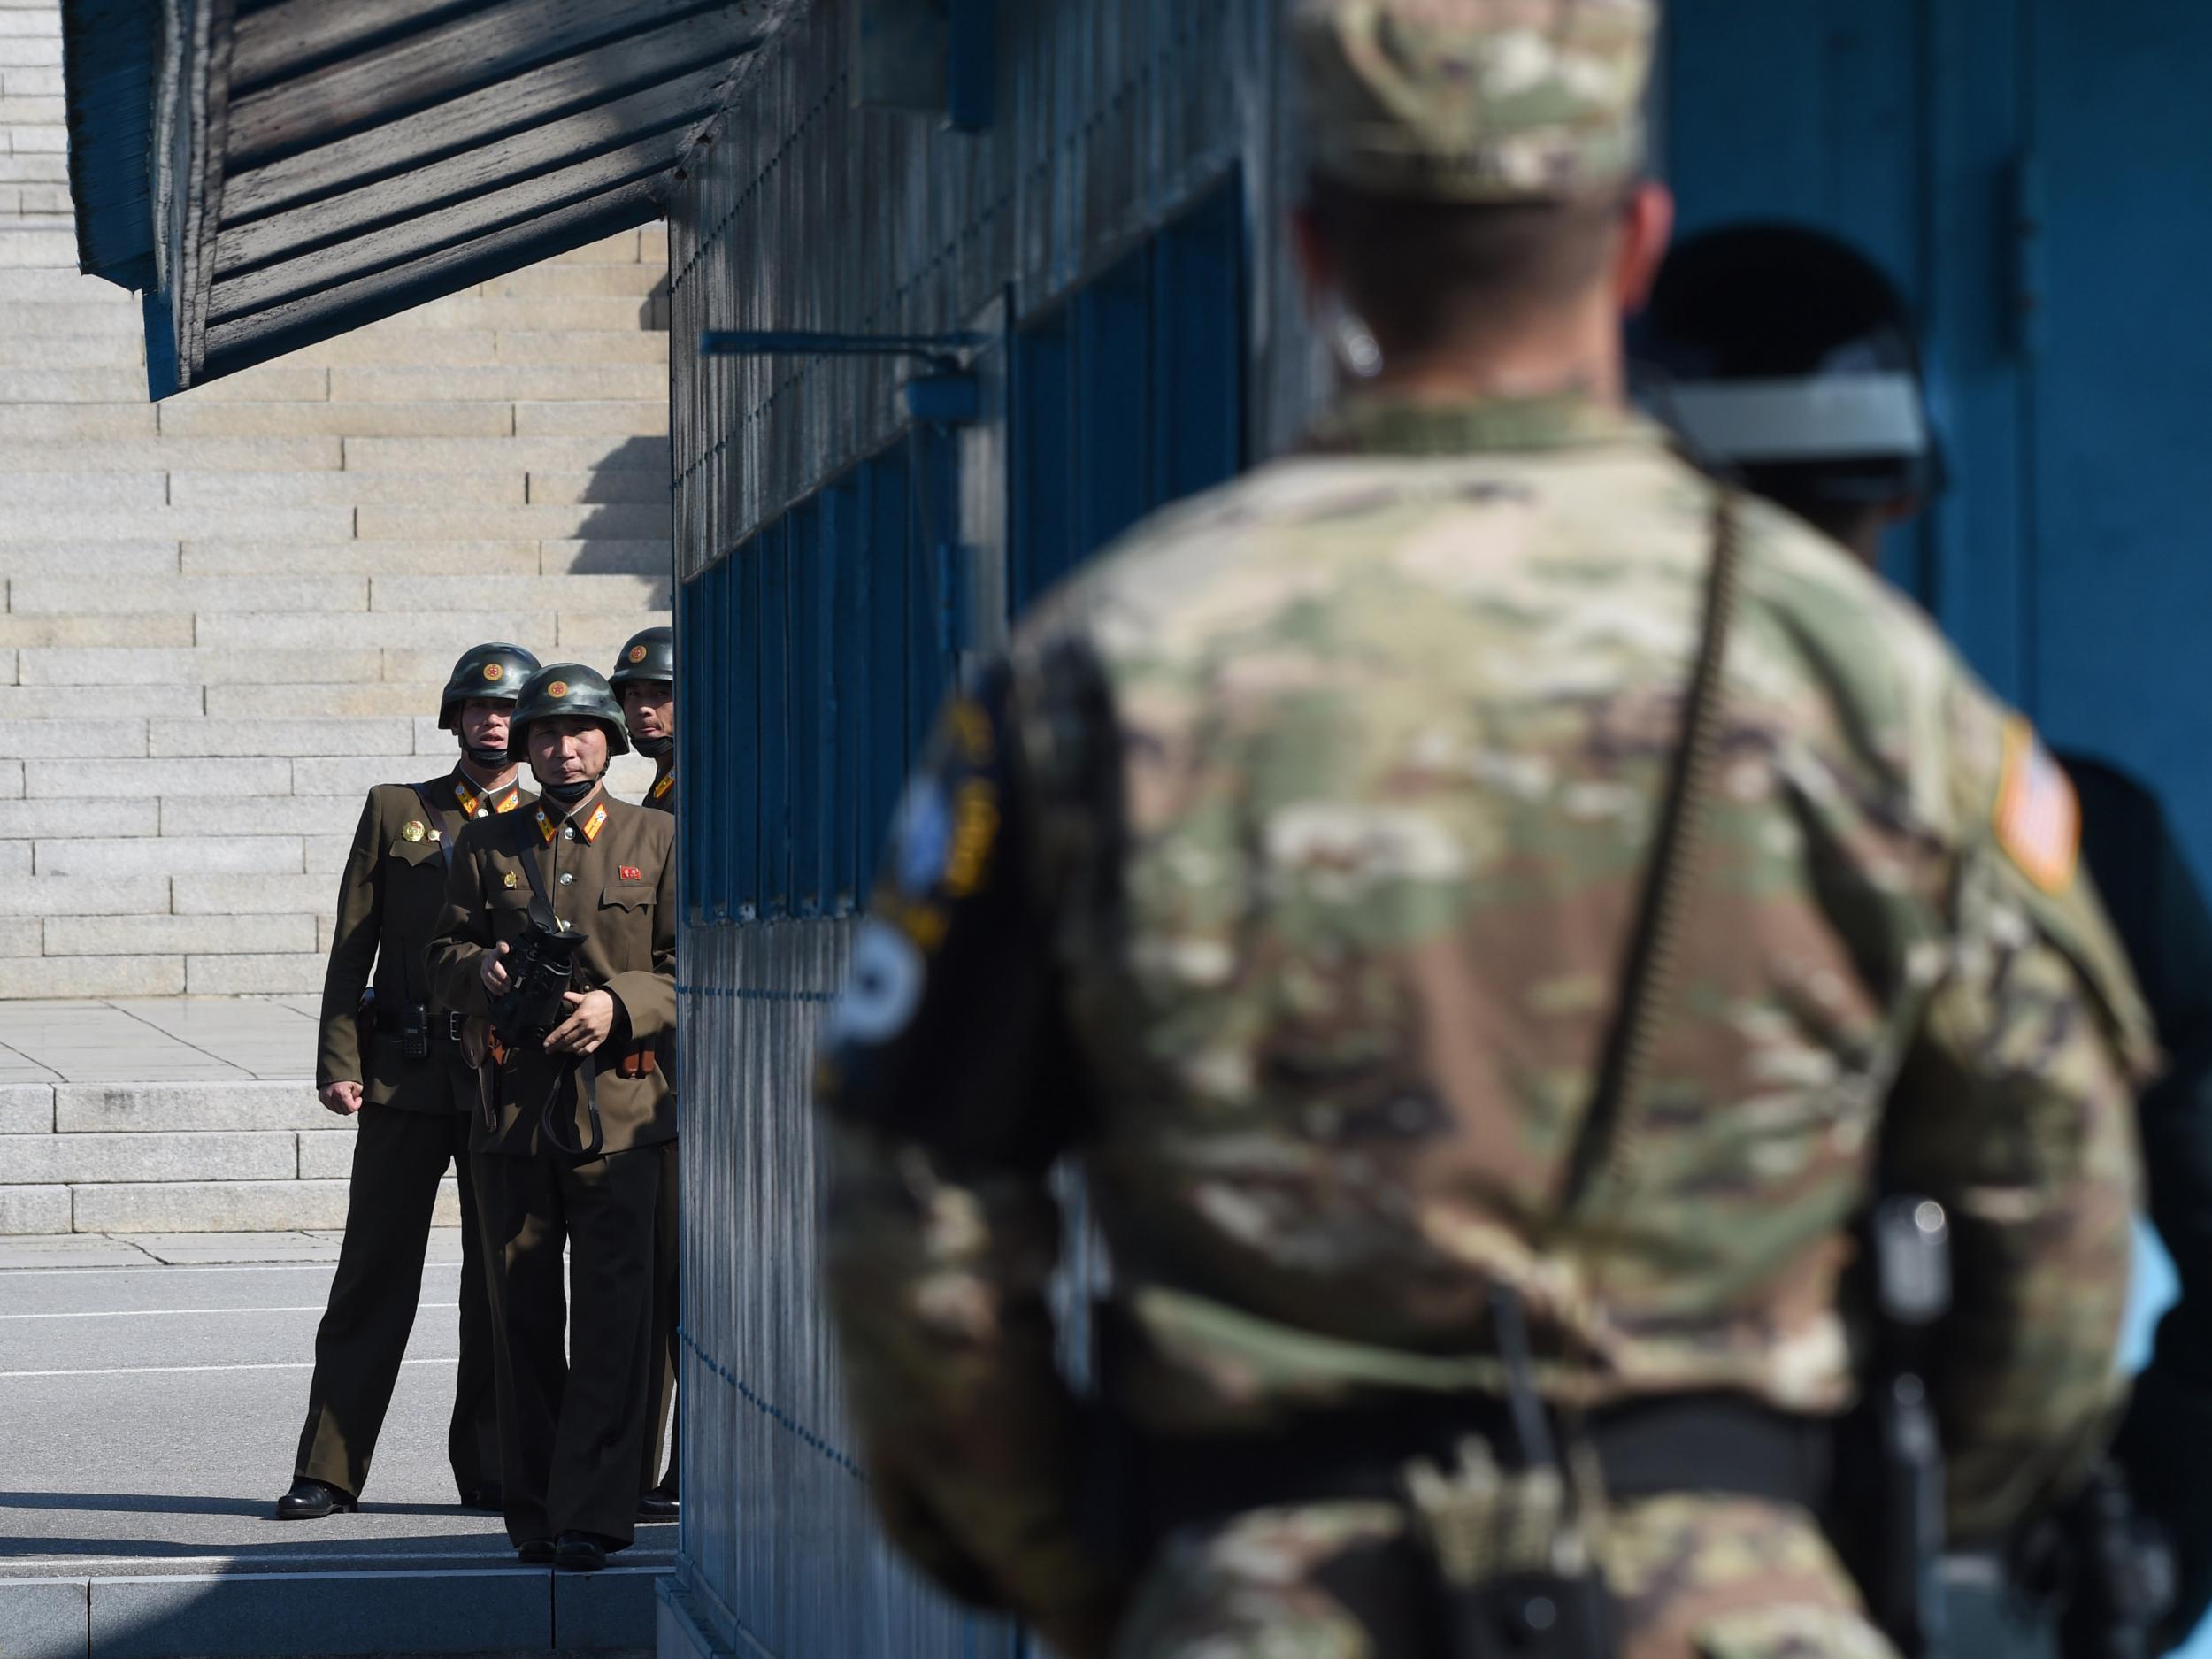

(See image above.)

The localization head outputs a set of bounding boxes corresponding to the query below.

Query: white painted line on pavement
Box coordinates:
[10,1551,538,1572]
[0,1357,458,1379]
[0,1303,460,1320]
[0,1261,466,1277]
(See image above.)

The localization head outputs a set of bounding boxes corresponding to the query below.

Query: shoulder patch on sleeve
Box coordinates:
[1995,718,2081,894]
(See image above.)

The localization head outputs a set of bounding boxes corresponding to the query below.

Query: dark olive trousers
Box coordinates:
[473,1142,661,1548]
[294,1102,497,1500]
[642,1141,680,1498]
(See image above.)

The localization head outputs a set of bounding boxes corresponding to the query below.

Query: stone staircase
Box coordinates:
[0,0,674,1228]
[2,0,672,1000]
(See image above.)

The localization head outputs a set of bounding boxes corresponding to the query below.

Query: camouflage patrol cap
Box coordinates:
[1292,0,1657,201]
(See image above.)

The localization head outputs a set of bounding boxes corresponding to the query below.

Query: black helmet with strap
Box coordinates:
[438,641,541,732]
[609,626,675,690]
[1633,222,1943,508]
[505,664,632,762]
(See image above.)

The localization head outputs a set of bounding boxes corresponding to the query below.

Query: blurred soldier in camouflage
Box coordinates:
[814,4,2151,1657]
[1643,223,2205,1657]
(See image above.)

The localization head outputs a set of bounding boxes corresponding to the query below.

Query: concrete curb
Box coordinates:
[0,1565,664,1659]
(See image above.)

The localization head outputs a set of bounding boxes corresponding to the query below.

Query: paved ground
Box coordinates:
[0,998,318,1087]
[0,1230,675,1578]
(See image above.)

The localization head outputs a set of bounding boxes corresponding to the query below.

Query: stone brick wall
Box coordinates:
[0,0,674,1000]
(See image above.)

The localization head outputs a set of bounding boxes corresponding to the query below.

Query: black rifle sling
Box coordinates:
[1560,489,1744,1213]
[511,815,604,1160]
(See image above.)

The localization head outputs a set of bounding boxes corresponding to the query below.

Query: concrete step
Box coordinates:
[73,1176,454,1233]
[0,1560,663,1658]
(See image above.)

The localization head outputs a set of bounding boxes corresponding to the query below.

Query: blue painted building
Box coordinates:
[58,2,2212,1655]
[657,5,2212,1656]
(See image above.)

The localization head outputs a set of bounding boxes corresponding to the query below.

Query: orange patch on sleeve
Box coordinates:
[1995,718,2080,893]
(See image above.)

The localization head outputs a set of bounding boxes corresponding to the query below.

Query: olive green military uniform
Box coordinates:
[812,4,2150,1657]
[296,769,527,1502]
[614,625,681,1504]
[431,783,676,1548]
[639,758,680,1500]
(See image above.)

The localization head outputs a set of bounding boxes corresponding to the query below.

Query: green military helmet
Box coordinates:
[1292,0,1657,202]
[505,664,632,761]
[609,626,675,690]
[438,641,542,732]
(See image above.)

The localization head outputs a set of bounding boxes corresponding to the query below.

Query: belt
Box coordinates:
[478,1035,656,1077]
[373,1010,466,1043]
[1130,1392,1835,1538]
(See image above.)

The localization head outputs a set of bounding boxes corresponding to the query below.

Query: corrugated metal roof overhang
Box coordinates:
[62,0,795,397]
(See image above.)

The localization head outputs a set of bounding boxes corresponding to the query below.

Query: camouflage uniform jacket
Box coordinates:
[816,393,2150,1635]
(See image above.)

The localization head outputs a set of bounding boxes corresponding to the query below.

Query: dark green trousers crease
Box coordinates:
[642,1139,680,1497]
[473,1142,661,1548]
[294,1101,497,1499]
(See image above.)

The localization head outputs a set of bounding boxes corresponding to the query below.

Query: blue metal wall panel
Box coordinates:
[758,522,794,920]
[1010,181,1246,618]
[733,541,763,920]
[1151,186,1247,506]
[1073,257,1151,556]
[864,451,913,887]
[2026,0,2212,880]
[1010,315,1075,613]
[668,0,1325,587]
[827,480,866,911]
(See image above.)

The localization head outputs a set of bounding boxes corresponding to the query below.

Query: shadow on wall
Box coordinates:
[571,432,676,587]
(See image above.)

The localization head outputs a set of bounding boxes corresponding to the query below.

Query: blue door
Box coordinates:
[1667,11,2212,1647]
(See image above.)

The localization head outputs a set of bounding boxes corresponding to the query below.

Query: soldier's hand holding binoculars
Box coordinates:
[480,941,513,996]
[544,989,615,1056]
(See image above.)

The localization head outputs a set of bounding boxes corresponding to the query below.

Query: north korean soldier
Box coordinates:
[811,4,2151,1658]
[429,665,675,1572]
[1642,224,2200,1659]
[610,625,680,1518]
[277,641,541,1522]
[613,626,675,817]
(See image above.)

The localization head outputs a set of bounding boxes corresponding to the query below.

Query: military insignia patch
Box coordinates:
[495,792,522,814]
[620,865,642,883]
[502,872,520,889]
[534,807,558,843]
[628,644,649,664]
[651,773,674,801]
[1995,718,2080,893]
[548,680,570,699]
[891,778,954,896]
[581,803,608,843]
[401,820,426,842]
[483,662,504,682]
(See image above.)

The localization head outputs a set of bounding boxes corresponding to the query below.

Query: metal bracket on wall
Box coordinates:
[700,330,990,424]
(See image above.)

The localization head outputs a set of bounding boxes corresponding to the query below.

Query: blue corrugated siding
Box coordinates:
[667,4,2212,1659]
[665,9,1271,1642]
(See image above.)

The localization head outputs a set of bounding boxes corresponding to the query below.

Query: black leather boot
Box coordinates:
[274,1478,357,1520]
